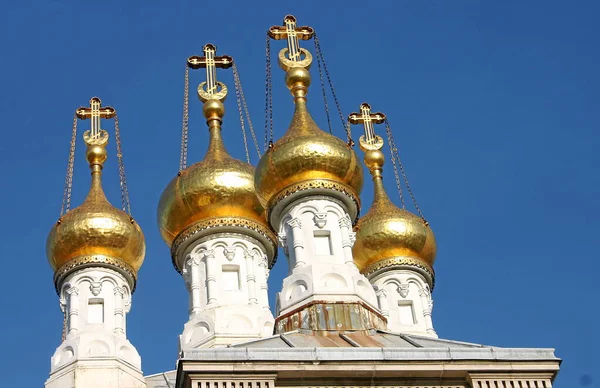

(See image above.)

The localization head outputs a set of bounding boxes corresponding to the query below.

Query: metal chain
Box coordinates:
[314,33,352,145]
[60,114,78,217]
[385,119,426,221]
[179,64,190,173]
[233,63,251,163]
[384,120,406,208]
[264,36,274,149]
[345,121,355,148]
[314,38,333,134]
[233,62,262,159]
[114,114,132,215]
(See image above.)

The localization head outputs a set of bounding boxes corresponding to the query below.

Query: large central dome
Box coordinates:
[158,127,266,245]
[254,67,363,226]
[157,101,277,269]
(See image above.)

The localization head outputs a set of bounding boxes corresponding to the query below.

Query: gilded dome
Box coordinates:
[47,131,145,289]
[353,149,436,285]
[157,102,277,267]
[255,67,363,226]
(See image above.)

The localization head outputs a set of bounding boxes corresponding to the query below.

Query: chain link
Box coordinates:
[114,114,132,215]
[233,63,251,163]
[384,119,426,221]
[314,33,352,145]
[314,38,333,134]
[233,62,261,159]
[265,36,274,149]
[60,114,78,217]
[179,64,190,173]
[384,120,406,208]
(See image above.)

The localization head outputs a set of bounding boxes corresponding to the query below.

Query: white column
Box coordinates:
[204,250,217,305]
[67,286,79,336]
[189,256,202,314]
[245,250,258,304]
[338,214,355,266]
[258,255,270,310]
[287,218,305,268]
[113,286,125,336]
[376,288,390,318]
[419,287,436,336]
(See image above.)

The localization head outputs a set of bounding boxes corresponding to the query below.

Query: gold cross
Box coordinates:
[348,103,386,151]
[187,44,233,102]
[76,97,115,140]
[268,15,314,70]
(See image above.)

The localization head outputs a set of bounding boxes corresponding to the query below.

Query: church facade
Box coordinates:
[44,16,560,388]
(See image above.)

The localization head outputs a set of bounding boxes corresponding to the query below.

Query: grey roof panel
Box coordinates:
[145,370,176,388]
[285,332,354,347]
[403,334,487,348]
[228,331,494,350]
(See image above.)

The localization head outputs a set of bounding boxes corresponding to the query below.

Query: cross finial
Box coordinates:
[76,97,115,141]
[348,103,386,151]
[187,44,233,102]
[268,15,314,71]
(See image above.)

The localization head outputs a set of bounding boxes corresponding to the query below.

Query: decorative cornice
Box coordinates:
[171,217,278,272]
[54,255,136,295]
[267,179,361,225]
[364,256,436,290]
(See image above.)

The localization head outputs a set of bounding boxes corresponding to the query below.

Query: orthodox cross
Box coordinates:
[348,103,386,150]
[76,97,115,140]
[269,15,314,70]
[187,44,233,101]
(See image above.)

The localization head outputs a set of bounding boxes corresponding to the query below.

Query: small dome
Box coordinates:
[47,131,145,289]
[352,149,436,285]
[255,67,363,226]
[157,114,277,268]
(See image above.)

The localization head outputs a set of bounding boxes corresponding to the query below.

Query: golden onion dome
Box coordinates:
[255,67,363,227]
[352,148,436,286]
[47,130,145,290]
[157,100,277,270]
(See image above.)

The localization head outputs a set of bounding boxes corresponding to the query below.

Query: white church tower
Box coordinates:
[254,16,386,333]
[350,103,438,337]
[157,44,278,349]
[46,98,147,387]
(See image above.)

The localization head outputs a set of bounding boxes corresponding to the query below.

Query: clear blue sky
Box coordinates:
[0,1,597,387]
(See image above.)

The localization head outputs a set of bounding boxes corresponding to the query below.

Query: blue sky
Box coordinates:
[0,1,598,386]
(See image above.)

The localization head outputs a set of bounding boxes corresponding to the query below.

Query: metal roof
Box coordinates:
[229,329,488,349]
[145,330,559,388]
